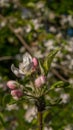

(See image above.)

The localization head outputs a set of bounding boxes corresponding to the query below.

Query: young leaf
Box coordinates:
[50,81,65,90]
[43,48,60,75]
[0,113,6,127]
[38,60,45,75]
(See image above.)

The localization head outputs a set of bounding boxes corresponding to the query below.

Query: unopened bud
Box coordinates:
[7,80,17,90]
[34,75,46,88]
[32,57,38,68]
[11,89,23,100]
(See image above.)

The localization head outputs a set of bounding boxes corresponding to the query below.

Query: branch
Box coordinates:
[0,14,33,56]
[0,56,14,61]
[38,111,43,130]
[52,68,68,82]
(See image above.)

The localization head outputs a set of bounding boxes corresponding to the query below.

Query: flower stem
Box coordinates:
[38,111,43,130]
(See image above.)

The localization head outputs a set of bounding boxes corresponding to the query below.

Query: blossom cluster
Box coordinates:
[7,53,46,100]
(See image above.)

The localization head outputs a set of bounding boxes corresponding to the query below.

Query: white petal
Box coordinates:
[19,63,24,69]
[23,53,32,64]
[11,64,24,77]
[19,69,26,74]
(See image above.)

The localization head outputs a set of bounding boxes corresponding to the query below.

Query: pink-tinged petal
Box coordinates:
[35,79,41,88]
[40,75,46,84]
[11,89,23,99]
[12,96,19,100]
[34,75,46,88]
[32,57,38,67]
[7,80,16,89]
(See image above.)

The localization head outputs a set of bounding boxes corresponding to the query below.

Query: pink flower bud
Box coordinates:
[40,76,46,84]
[7,80,17,90]
[32,57,38,68]
[11,89,23,100]
[34,75,46,88]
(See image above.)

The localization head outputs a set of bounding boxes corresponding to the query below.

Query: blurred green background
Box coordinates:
[0,0,73,130]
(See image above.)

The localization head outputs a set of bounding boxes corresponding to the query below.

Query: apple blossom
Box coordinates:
[11,53,35,77]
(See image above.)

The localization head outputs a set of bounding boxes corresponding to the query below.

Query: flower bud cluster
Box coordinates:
[32,58,46,88]
[7,80,23,100]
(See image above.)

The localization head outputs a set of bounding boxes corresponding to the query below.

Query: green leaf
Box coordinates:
[0,113,6,127]
[50,81,65,90]
[39,60,45,75]
[43,48,60,75]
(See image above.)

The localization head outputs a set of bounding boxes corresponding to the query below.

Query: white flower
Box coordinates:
[11,53,33,77]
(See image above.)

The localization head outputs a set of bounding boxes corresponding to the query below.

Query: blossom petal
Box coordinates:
[19,63,26,74]
[23,53,32,64]
[11,64,24,77]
